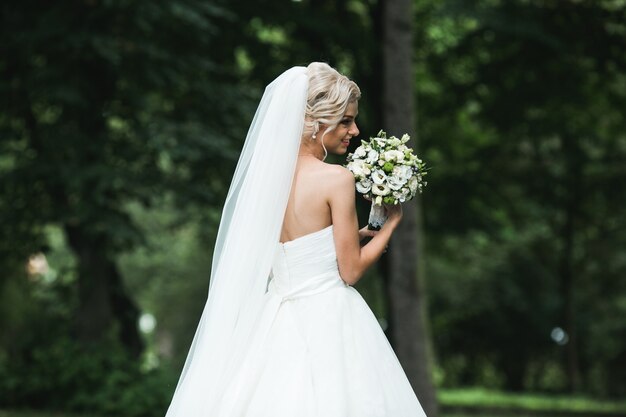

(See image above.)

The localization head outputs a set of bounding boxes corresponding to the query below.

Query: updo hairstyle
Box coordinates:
[304,62,361,141]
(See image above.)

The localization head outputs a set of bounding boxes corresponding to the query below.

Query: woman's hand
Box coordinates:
[358,226,378,241]
[384,203,403,226]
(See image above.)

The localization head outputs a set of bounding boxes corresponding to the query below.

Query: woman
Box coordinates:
[165,63,427,417]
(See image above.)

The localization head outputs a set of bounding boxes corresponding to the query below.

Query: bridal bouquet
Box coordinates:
[346,130,427,230]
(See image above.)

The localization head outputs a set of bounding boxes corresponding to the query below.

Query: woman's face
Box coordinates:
[321,101,360,155]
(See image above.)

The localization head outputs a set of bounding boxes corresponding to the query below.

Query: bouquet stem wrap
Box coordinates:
[368,202,387,230]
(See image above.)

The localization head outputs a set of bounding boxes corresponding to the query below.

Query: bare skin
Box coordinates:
[280,101,403,286]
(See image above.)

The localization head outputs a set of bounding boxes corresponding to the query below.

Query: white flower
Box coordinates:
[372,183,391,196]
[371,169,387,185]
[394,187,411,202]
[387,175,405,190]
[374,137,386,147]
[401,134,410,143]
[375,196,383,205]
[354,146,367,158]
[367,149,379,164]
[383,150,405,162]
[347,159,371,179]
[388,138,401,147]
[347,161,361,178]
[408,176,418,194]
[356,178,372,194]
[392,190,406,203]
[393,165,413,181]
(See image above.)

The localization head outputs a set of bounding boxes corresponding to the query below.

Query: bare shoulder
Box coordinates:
[324,164,355,199]
[322,164,355,189]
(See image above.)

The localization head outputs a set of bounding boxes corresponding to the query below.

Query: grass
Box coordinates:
[0,412,102,417]
[439,413,536,417]
[3,389,626,417]
[439,387,626,415]
[0,411,535,417]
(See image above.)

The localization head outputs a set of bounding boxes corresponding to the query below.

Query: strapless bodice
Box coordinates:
[269,225,346,299]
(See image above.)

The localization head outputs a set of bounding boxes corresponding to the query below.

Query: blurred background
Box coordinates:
[1,1,625,416]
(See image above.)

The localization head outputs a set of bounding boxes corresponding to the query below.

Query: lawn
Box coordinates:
[0,411,539,417]
[440,388,626,416]
[3,388,626,417]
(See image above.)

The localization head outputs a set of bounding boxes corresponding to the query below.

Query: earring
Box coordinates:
[312,133,317,139]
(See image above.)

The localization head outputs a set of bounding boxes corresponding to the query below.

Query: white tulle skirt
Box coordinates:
[167,225,427,417]
[212,280,426,417]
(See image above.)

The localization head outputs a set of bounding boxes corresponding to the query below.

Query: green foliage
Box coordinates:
[0,0,251,364]
[418,0,626,395]
[0,250,175,416]
[0,0,243,250]
[118,198,218,370]
[0,337,175,417]
[0,0,250,408]
[2,0,626,411]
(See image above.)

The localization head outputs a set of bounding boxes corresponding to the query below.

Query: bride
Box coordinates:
[165,62,427,417]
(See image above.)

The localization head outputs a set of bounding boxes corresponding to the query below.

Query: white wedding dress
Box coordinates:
[210,225,427,417]
[164,66,427,417]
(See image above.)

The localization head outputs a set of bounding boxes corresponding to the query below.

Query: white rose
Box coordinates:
[371,169,387,185]
[383,150,404,162]
[349,160,372,179]
[382,150,394,162]
[356,178,372,194]
[347,161,363,179]
[394,165,413,181]
[371,183,391,196]
[367,149,379,164]
[362,163,372,176]
[393,190,406,203]
[355,146,367,158]
[387,175,405,191]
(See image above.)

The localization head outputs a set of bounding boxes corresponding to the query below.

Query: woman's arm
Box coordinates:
[329,168,402,285]
[358,226,378,241]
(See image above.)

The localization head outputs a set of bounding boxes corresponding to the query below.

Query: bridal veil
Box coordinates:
[165,67,307,416]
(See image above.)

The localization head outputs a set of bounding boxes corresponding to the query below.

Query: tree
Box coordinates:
[383,0,439,414]
[0,0,242,355]
[418,0,626,394]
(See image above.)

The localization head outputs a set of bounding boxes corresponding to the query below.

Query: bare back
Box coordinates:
[280,157,346,243]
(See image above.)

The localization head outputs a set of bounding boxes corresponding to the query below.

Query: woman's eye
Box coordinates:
[341,119,351,125]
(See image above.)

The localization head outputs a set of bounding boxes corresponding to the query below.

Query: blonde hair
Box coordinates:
[304,62,361,142]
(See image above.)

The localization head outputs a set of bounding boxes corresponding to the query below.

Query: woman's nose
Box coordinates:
[350,122,360,137]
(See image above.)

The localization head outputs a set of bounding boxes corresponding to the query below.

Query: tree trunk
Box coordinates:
[382,0,438,415]
[559,205,581,392]
[65,225,144,357]
[559,137,583,392]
